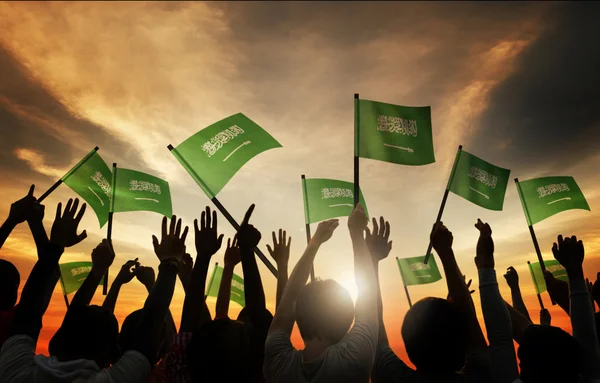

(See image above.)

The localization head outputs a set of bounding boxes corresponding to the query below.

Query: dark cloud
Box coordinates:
[0,45,138,181]
[473,2,600,174]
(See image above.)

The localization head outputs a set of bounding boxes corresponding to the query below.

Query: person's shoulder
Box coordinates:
[109,350,152,372]
[1,334,35,354]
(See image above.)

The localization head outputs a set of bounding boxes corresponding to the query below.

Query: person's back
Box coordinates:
[0,259,19,348]
[264,279,376,383]
[518,325,583,383]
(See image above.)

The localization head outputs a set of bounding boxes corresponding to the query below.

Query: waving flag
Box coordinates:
[356,99,434,166]
[448,150,510,211]
[112,167,172,217]
[516,176,590,225]
[59,261,104,295]
[528,259,569,294]
[397,255,442,286]
[61,149,112,227]
[169,113,282,198]
[206,265,245,307]
[302,178,368,224]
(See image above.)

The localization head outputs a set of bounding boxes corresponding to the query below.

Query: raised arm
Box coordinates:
[552,235,600,379]
[543,270,570,315]
[267,230,291,311]
[70,239,114,307]
[135,266,177,336]
[181,207,222,332]
[129,215,187,361]
[0,185,38,249]
[432,222,488,354]
[503,266,532,322]
[10,199,87,342]
[475,219,519,383]
[215,237,240,319]
[269,219,338,335]
[102,258,140,313]
[237,205,267,314]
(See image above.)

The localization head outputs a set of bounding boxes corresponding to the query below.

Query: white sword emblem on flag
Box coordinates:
[547,197,571,205]
[224,141,251,162]
[469,187,489,199]
[384,144,414,153]
[88,187,104,206]
[135,198,160,203]
[329,204,354,208]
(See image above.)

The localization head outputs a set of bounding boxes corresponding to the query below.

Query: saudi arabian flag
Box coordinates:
[448,150,510,211]
[528,260,569,294]
[112,167,172,217]
[61,149,112,227]
[356,99,435,166]
[397,255,442,286]
[59,261,103,295]
[170,113,282,198]
[516,176,590,226]
[302,178,368,224]
[206,265,245,307]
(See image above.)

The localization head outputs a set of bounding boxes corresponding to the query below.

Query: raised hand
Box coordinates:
[312,219,339,245]
[194,207,224,262]
[50,198,87,248]
[267,230,290,266]
[237,204,261,250]
[136,265,156,289]
[178,253,193,287]
[225,236,242,268]
[552,235,584,279]
[540,308,551,326]
[348,203,368,234]
[152,215,189,263]
[115,258,140,284]
[91,239,115,272]
[504,266,519,289]
[474,219,494,270]
[465,276,475,294]
[430,221,453,256]
[8,185,38,224]
[366,216,392,262]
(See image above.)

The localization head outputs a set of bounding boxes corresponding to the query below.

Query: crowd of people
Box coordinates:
[0,185,599,382]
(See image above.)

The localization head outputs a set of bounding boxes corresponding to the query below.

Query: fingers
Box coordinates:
[74,203,87,224]
[194,219,199,234]
[287,235,291,248]
[65,199,73,217]
[55,202,62,221]
[384,221,390,240]
[161,216,167,239]
[227,238,231,248]
[365,227,371,238]
[272,231,277,246]
[212,209,217,230]
[175,218,182,237]
[71,198,79,218]
[200,210,206,230]
[279,228,283,244]
[152,235,159,253]
[169,215,177,235]
[552,242,558,258]
[242,204,255,226]
[181,226,189,242]
[266,244,273,256]
[217,234,223,246]
[205,206,211,229]
[379,216,385,236]
[233,235,238,247]
[372,217,379,235]
[75,230,87,245]
[28,184,35,197]
[557,235,564,247]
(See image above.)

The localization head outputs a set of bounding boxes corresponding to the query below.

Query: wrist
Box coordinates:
[566,267,584,281]
[91,265,108,279]
[3,217,18,229]
[349,229,364,239]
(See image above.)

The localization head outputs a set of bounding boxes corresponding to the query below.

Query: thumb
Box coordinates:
[152,235,159,253]
[75,230,87,244]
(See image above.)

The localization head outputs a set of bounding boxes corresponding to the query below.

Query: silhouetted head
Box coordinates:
[295,279,355,345]
[518,325,582,383]
[49,305,120,368]
[402,297,469,374]
[119,309,175,364]
[0,259,19,310]
[187,318,254,383]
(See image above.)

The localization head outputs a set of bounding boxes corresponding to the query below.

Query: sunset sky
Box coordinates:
[1,1,599,362]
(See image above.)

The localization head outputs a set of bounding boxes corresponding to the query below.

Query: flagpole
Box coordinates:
[301,175,316,282]
[528,261,545,310]
[354,93,360,208]
[38,146,100,203]
[515,178,546,270]
[205,262,219,301]
[167,144,278,278]
[396,257,413,308]
[424,145,463,264]
[104,163,117,295]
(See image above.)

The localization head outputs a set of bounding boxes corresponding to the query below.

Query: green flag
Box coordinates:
[528,260,569,294]
[61,150,112,227]
[448,150,510,211]
[302,178,368,224]
[111,167,172,217]
[59,261,104,295]
[170,113,282,198]
[397,255,442,286]
[206,265,245,307]
[356,99,435,166]
[516,176,590,226]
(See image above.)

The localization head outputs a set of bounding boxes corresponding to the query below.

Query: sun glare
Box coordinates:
[337,274,359,304]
